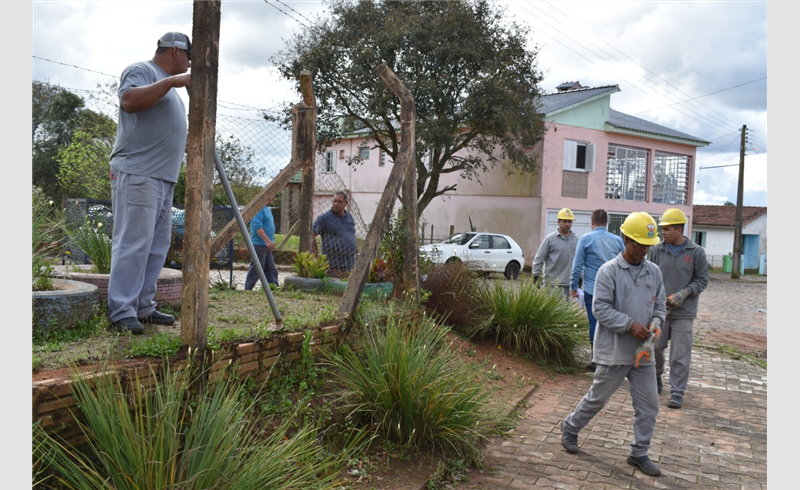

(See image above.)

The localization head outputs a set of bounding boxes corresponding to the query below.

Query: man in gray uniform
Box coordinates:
[561,212,666,477]
[532,208,577,297]
[651,208,709,409]
[107,32,192,334]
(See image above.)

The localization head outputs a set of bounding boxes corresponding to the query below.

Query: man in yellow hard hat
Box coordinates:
[650,208,709,409]
[532,208,577,297]
[562,212,666,477]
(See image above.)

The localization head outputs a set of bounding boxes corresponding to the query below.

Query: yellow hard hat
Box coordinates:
[620,212,660,245]
[557,208,575,220]
[658,208,687,226]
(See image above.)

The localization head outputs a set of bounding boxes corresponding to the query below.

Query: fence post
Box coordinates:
[296,71,317,253]
[181,0,221,352]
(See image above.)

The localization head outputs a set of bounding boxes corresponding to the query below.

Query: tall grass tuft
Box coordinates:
[326,301,509,463]
[420,261,485,328]
[33,359,358,489]
[471,278,589,364]
[32,186,63,291]
[64,219,113,274]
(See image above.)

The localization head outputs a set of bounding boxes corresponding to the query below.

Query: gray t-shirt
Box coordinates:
[109,60,187,183]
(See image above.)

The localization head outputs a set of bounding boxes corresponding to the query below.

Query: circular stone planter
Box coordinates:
[33,279,100,330]
[283,275,327,292]
[52,265,182,307]
[329,279,394,300]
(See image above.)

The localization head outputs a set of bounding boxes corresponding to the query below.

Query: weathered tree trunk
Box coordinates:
[296,71,317,253]
[181,1,221,351]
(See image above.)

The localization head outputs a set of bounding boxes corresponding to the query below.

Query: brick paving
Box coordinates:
[464,273,768,489]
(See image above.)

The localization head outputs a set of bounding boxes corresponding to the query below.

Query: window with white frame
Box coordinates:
[379,150,386,167]
[563,140,595,171]
[359,147,370,160]
[323,151,335,173]
[652,151,690,205]
[606,144,648,202]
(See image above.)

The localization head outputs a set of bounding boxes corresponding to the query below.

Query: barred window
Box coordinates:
[606,144,648,202]
[652,151,690,205]
[323,151,335,173]
[359,147,370,160]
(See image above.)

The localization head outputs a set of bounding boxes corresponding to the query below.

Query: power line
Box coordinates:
[262,0,308,27]
[33,55,118,78]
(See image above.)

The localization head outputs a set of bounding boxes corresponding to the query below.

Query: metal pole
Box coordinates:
[214,149,283,326]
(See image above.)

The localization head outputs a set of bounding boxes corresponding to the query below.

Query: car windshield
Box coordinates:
[442,233,476,246]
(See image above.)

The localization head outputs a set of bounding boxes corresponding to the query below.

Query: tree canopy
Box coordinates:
[272,0,546,214]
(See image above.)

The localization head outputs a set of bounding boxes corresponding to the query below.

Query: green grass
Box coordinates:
[33,358,363,490]
[325,301,510,464]
[470,278,589,364]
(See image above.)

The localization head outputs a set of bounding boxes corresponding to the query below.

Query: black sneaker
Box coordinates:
[657,376,663,394]
[139,310,175,325]
[667,395,683,409]
[627,454,661,476]
[111,317,144,335]
[561,422,580,454]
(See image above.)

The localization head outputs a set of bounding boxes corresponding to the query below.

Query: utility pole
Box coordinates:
[731,125,746,279]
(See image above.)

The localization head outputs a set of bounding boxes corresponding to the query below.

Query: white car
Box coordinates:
[420,232,524,279]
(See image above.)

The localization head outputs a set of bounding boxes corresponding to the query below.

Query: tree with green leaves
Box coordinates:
[56,110,117,200]
[272,0,546,214]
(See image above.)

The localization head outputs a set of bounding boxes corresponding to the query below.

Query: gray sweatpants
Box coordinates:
[654,317,694,397]
[563,364,659,458]
[107,171,174,322]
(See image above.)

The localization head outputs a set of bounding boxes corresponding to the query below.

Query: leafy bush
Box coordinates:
[293,251,330,278]
[470,278,589,364]
[33,359,357,489]
[325,301,508,463]
[420,261,485,328]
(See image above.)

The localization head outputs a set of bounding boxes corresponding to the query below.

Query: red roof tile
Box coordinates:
[692,205,767,227]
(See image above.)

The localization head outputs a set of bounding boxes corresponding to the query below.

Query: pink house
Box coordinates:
[316,82,710,265]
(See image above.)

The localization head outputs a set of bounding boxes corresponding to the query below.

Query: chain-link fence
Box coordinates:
[44,81,372,279]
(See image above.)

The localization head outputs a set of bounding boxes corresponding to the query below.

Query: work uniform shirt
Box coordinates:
[592,253,667,366]
[650,238,709,319]
[570,227,624,295]
[531,230,577,287]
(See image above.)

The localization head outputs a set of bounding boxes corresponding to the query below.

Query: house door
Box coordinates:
[742,234,760,269]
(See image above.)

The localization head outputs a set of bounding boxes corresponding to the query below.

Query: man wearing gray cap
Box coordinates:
[107,32,192,334]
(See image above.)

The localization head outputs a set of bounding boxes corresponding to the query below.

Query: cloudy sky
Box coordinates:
[31,0,768,207]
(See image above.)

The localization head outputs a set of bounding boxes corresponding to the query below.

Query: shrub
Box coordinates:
[470,278,589,364]
[325,301,508,463]
[420,261,485,328]
[33,359,357,489]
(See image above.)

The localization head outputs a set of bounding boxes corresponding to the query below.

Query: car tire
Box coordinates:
[504,262,520,280]
[445,257,461,264]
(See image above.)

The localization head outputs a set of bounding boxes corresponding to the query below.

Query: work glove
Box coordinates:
[648,317,662,340]
[667,289,688,309]
[634,318,661,368]
[533,275,540,285]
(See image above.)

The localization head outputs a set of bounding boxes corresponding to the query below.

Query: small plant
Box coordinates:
[470,277,589,364]
[325,301,509,464]
[126,333,183,358]
[293,251,330,278]
[32,186,63,291]
[32,358,358,489]
[63,219,113,274]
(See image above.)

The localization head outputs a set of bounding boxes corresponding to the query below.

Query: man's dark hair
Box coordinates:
[334,191,349,203]
[591,209,608,225]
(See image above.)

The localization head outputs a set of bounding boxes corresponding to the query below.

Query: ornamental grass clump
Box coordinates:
[33,359,357,490]
[325,301,509,463]
[64,219,112,274]
[471,278,589,364]
[32,186,63,291]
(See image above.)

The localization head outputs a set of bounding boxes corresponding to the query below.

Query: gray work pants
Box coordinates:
[108,172,174,322]
[563,363,659,458]
[654,317,694,397]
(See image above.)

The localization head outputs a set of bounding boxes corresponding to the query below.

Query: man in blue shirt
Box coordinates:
[244,201,279,290]
[570,209,624,370]
[312,191,358,278]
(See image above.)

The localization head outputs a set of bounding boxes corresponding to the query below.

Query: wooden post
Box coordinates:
[297,71,317,253]
[338,64,416,320]
[181,1,221,351]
